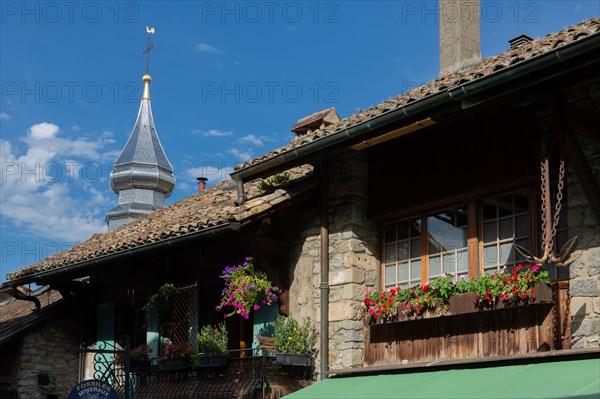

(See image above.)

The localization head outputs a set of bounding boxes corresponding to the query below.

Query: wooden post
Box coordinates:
[554,279,571,349]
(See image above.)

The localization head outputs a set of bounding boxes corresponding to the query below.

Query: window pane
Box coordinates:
[515,214,529,237]
[410,220,422,237]
[398,263,409,282]
[429,255,441,276]
[385,264,396,284]
[514,191,529,214]
[515,238,529,263]
[443,254,454,275]
[457,248,469,272]
[498,195,513,217]
[410,238,421,258]
[384,224,396,243]
[397,241,409,260]
[397,221,409,240]
[456,207,468,227]
[499,218,513,240]
[483,222,497,243]
[385,244,396,263]
[410,260,421,280]
[499,242,513,265]
[482,199,497,220]
[483,245,497,267]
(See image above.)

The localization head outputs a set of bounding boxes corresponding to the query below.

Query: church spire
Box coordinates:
[106,27,175,231]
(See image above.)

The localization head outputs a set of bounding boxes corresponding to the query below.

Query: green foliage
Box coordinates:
[258,172,291,193]
[273,315,315,355]
[143,283,180,336]
[197,323,229,355]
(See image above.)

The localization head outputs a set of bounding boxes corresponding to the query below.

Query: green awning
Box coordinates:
[284,358,600,399]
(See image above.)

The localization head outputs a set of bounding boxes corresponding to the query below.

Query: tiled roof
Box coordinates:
[0,288,63,336]
[6,166,315,281]
[235,17,600,171]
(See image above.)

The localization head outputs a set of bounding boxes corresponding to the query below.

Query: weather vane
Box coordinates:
[143,26,155,74]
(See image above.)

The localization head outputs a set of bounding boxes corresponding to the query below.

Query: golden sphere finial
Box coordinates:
[142,74,152,83]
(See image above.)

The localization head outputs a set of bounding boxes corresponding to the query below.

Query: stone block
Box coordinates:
[593,298,600,314]
[329,269,365,286]
[570,297,592,317]
[329,301,359,322]
[570,278,599,297]
[572,318,600,337]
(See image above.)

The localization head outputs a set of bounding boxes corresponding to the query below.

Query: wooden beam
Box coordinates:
[350,118,436,150]
[564,132,600,225]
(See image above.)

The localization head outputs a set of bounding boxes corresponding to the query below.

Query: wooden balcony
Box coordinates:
[363,281,570,367]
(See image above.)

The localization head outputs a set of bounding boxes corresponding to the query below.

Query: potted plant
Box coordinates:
[215,257,280,319]
[37,371,57,386]
[273,315,315,366]
[192,323,229,367]
[158,341,193,370]
[114,344,152,372]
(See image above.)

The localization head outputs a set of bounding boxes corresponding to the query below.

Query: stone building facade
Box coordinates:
[12,314,80,399]
[568,134,600,348]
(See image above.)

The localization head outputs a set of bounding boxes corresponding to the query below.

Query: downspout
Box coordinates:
[234,176,245,206]
[10,286,40,311]
[319,160,329,380]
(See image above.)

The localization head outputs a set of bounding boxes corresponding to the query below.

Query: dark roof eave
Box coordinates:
[231,31,600,183]
[3,222,241,287]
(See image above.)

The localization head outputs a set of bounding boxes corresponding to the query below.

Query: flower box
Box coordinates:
[450,281,552,315]
[275,353,311,367]
[191,354,229,368]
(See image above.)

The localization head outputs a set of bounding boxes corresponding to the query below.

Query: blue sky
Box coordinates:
[1,1,598,283]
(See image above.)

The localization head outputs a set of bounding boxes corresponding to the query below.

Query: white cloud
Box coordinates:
[227,147,252,162]
[238,134,264,146]
[191,129,233,137]
[29,122,59,140]
[71,124,81,132]
[195,43,223,54]
[0,112,11,121]
[0,122,117,243]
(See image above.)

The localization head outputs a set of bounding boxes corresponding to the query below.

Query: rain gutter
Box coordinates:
[3,222,241,287]
[230,32,600,204]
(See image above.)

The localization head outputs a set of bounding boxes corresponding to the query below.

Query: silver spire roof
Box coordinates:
[106,73,176,231]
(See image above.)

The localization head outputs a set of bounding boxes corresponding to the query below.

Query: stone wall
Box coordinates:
[568,134,600,348]
[288,150,378,377]
[14,314,80,399]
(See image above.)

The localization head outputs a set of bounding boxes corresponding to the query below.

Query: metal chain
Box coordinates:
[540,160,549,251]
[551,157,566,246]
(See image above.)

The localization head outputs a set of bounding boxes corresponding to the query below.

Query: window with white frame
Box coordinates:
[382,189,536,288]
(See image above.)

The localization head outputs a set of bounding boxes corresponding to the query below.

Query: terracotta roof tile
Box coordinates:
[6,166,314,281]
[234,18,600,173]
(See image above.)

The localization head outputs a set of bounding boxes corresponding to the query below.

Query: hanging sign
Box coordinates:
[67,379,119,399]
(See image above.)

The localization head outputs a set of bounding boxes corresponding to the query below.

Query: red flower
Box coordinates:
[530,289,536,296]
[422,284,429,293]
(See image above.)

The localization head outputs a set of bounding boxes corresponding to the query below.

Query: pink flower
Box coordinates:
[530,265,540,272]
[253,305,260,310]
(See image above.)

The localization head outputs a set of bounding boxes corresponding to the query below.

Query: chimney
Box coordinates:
[439,0,482,76]
[197,177,208,192]
[508,34,533,49]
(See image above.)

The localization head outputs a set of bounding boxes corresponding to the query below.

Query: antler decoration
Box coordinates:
[513,155,581,267]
